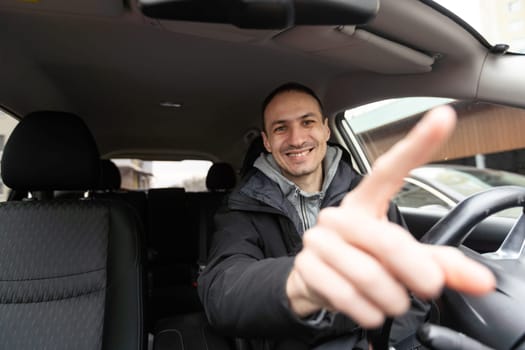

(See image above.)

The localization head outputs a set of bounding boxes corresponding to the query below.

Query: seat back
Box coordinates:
[151,164,237,350]
[0,111,143,349]
[146,163,236,321]
[147,187,199,265]
[99,159,121,190]
[146,187,201,320]
[95,159,148,249]
[196,162,237,265]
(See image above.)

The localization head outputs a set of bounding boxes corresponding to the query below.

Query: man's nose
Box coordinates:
[288,125,307,146]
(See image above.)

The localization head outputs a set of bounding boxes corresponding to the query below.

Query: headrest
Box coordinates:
[240,135,267,178]
[206,162,236,191]
[98,159,121,190]
[1,111,100,191]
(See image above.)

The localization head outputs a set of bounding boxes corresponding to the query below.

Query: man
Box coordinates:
[198,83,494,349]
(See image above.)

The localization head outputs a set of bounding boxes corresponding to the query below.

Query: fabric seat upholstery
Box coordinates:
[192,162,237,266]
[0,111,143,349]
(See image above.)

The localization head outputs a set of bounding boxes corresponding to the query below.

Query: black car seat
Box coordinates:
[96,159,148,233]
[205,162,237,191]
[239,135,266,179]
[196,161,237,268]
[98,158,122,190]
[54,159,121,197]
[0,111,144,349]
[151,163,237,350]
[147,162,237,322]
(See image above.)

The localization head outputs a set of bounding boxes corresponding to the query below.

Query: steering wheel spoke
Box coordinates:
[414,186,525,350]
[485,212,525,260]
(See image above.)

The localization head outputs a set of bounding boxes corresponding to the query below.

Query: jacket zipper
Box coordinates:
[299,190,310,232]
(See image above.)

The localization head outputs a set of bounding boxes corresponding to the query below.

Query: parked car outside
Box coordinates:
[396,165,525,218]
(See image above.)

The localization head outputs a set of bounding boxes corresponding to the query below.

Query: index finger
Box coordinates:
[345,105,457,217]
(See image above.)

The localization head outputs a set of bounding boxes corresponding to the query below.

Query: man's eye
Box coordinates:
[274,126,286,133]
[303,120,315,126]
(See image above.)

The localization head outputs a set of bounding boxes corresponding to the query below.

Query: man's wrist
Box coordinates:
[286,268,322,317]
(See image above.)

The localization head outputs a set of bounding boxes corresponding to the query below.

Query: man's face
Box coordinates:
[262,90,330,184]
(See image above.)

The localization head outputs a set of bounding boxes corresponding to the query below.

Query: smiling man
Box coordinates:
[198,82,494,350]
[261,86,330,193]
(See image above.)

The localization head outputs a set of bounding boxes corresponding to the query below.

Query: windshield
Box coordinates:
[431,0,525,53]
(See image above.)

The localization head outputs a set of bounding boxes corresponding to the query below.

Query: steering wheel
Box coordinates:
[412,185,525,350]
[370,186,525,350]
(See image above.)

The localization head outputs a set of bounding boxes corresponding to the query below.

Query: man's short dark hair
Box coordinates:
[261,82,325,132]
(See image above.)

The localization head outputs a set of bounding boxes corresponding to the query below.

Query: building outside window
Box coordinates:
[0,111,18,201]
[508,0,522,12]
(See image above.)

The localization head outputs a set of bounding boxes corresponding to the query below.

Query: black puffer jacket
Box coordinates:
[198,158,409,350]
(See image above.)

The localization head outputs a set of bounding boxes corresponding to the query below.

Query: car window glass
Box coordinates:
[112,159,212,192]
[394,182,450,211]
[0,110,18,202]
[342,98,525,218]
[409,167,492,198]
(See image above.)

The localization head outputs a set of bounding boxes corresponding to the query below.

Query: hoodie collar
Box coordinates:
[253,145,342,198]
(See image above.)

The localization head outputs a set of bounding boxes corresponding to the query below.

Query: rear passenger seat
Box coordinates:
[190,162,237,270]
[55,159,149,227]
[147,186,201,319]
[96,159,148,226]
[80,158,236,344]
[150,162,237,350]
[147,162,236,325]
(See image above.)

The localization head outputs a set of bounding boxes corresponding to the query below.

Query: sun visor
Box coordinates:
[274,26,435,74]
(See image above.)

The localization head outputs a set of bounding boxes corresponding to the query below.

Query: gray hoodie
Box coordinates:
[253,145,342,233]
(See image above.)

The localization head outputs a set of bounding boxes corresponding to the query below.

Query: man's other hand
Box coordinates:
[285,106,496,328]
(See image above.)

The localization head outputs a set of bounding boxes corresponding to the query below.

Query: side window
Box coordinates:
[340,97,525,216]
[0,110,19,202]
[343,97,453,166]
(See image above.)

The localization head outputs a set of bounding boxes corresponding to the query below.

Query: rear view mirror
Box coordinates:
[139,0,379,29]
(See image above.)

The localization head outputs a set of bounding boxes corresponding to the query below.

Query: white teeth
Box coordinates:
[288,150,309,157]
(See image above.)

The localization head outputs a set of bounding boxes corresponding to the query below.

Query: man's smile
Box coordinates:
[285,148,314,158]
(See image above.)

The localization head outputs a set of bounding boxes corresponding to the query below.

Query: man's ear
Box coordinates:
[261,131,272,153]
[323,118,331,141]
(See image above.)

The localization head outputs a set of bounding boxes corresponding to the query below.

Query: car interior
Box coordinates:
[1,0,525,349]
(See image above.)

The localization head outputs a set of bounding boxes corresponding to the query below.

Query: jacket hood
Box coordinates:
[253,146,342,231]
[253,146,342,198]
[228,144,361,234]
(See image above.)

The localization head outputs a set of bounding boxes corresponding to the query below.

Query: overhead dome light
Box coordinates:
[160,101,182,108]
